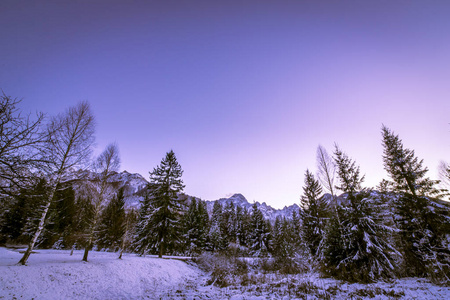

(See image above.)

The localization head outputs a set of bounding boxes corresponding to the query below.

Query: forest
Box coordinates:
[1,93,449,286]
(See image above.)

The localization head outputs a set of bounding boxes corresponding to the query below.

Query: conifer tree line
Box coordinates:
[1,94,449,284]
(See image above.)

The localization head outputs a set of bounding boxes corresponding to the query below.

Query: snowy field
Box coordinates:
[1,247,449,299]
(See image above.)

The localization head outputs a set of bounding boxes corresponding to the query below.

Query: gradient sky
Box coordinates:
[1,1,449,208]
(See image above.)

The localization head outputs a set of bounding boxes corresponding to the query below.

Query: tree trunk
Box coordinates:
[159,243,164,258]
[19,184,57,265]
[82,244,90,262]
[82,213,99,262]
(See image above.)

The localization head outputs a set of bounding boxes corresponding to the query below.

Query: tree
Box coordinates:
[317,145,336,198]
[438,161,450,200]
[236,205,251,248]
[136,150,185,258]
[300,169,328,257]
[0,93,44,196]
[249,203,269,257]
[182,198,209,255]
[382,125,449,283]
[118,207,138,259]
[83,143,120,261]
[220,201,236,244]
[133,189,154,255]
[39,183,76,249]
[208,201,228,252]
[96,187,126,252]
[333,145,365,197]
[321,146,398,282]
[0,178,48,244]
[19,101,95,265]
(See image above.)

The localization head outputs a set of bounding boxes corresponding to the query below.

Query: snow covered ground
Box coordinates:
[1,247,449,299]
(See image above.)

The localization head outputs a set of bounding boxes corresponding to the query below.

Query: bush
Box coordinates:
[195,253,249,287]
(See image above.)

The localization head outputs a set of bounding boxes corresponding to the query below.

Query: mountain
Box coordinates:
[68,171,299,221]
[69,170,149,209]
[204,193,300,221]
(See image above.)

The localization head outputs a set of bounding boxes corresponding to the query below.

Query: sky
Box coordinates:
[1,1,449,208]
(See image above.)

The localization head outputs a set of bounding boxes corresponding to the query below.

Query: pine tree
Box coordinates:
[382,125,450,283]
[249,203,269,257]
[300,169,328,257]
[96,188,126,251]
[321,146,399,282]
[134,187,153,255]
[118,208,138,259]
[67,193,95,253]
[182,198,209,255]
[135,150,185,258]
[208,201,228,252]
[272,216,296,259]
[220,201,237,245]
[236,205,251,249]
[40,183,76,249]
[291,209,302,250]
[1,178,48,244]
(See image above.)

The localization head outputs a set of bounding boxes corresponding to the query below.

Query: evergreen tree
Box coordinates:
[218,201,237,245]
[40,183,76,249]
[382,125,450,283]
[67,193,95,252]
[208,201,228,251]
[96,188,126,251]
[119,208,138,259]
[1,178,48,244]
[182,198,209,255]
[272,216,296,259]
[291,209,302,250]
[300,169,328,257]
[236,205,251,248]
[321,146,399,282]
[134,187,153,255]
[135,150,185,258]
[249,203,269,257]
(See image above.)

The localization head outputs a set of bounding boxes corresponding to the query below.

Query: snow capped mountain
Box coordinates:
[68,170,149,209]
[106,171,149,208]
[68,170,300,219]
[205,193,299,221]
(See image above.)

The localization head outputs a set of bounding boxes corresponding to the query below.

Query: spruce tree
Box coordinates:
[142,150,185,257]
[272,216,296,260]
[208,201,228,252]
[382,125,449,283]
[221,201,237,244]
[300,169,328,257]
[182,198,209,255]
[40,183,77,249]
[96,188,126,251]
[249,203,269,257]
[236,205,251,248]
[321,146,398,282]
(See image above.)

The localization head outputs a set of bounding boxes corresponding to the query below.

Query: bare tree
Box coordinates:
[82,143,120,261]
[438,161,450,200]
[316,145,336,196]
[0,93,44,196]
[19,101,95,265]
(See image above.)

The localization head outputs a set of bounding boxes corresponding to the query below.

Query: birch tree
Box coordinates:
[82,143,120,261]
[316,145,336,198]
[19,101,95,265]
[0,93,44,197]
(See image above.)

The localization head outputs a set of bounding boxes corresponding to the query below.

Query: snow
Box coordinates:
[0,247,201,299]
[1,247,450,299]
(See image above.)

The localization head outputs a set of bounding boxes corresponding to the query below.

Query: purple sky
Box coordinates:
[1,1,450,208]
